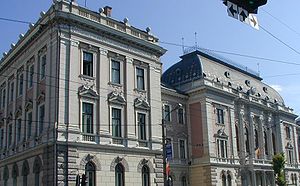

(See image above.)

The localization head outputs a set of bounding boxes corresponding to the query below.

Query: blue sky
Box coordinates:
[0,0,299,116]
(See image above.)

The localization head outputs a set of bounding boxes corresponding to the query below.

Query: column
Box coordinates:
[292,125,299,165]
[248,112,255,161]
[258,115,264,159]
[267,114,273,159]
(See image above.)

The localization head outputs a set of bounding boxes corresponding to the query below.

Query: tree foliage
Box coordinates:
[272,153,286,186]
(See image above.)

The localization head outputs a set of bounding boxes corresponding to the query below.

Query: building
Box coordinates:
[0,0,166,185]
[161,48,299,186]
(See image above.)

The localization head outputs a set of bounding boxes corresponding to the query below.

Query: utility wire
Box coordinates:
[0,17,32,25]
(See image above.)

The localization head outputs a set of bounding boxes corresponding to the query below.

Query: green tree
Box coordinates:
[272,153,286,186]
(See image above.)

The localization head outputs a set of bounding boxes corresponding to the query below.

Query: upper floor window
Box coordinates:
[112,108,122,138]
[0,128,3,149]
[136,67,145,90]
[216,108,224,124]
[217,139,228,158]
[178,108,184,124]
[138,113,146,140]
[28,65,34,88]
[179,139,186,159]
[27,112,32,139]
[83,51,93,77]
[39,55,46,80]
[1,88,5,109]
[17,119,22,142]
[38,105,45,135]
[10,82,14,102]
[111,60,121,84]
[163,105,171,122]
[8,124,12,146]
[82,102,93,134]
[287,148,294,164]
[286,126,291,139]
[18,74,24,96]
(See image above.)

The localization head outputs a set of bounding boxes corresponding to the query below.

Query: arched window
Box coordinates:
[142,165,150,186]
[115,163,124,186]
[222,173,226,186]
[245,128,250,153]
[85,162,96,186]
[3,165,9,186]
[22,160,30,186]
[12,163,19,186]
[181,176,187,186]
[227,174,232,186]
[33,156,42,186]
[264,131,268,155]
[235,125,239,152]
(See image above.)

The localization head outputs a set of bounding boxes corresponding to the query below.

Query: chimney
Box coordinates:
[103,6,112,17]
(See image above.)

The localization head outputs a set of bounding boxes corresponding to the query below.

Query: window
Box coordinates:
[35,172,40,186]
[178,108,184,124]
[216,108,224,124]
[40,55,46,80]
[83,51,93,77]
[1,89,5,108]
[264,131,268,155]
[163,105,171,122]
[217,139,228,158]
[27,112,32,139]
[272,132,276,154]
[254,129,259,150]
[286,126,291,139]
[235,125,239,152]
[17,119,21,142]
[82,103,94,134]
[0,129,3,149]
[38,105,45,135]
[287,149,294,164]
[115,163,124,186]
[112,108,122,138]
[18,74,23,96]
[111,60,121,84]
[85,162,96,186]
[181,176,187,186]
[142,165,150,186]
[245,128,250,153]
[23,175,28,186]
[10,82,14,102]
[136,67,145,90]
[222,174,226,186]
[28,65,34,88]
[227,174,232,186]
[179,139,186,159]
[138,113,146,140]
[8,124,12,146]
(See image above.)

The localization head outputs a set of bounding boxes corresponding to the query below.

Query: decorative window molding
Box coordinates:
[108,91,126,105]
[25,100,33,112]
[80,154,101,171]
[134,97,150,110]
[110,156,129,172]
[214,129,228,139]
[36,92,45,105]
[15,107,22,118]
[137,158,154,173]
[78,85,99,99]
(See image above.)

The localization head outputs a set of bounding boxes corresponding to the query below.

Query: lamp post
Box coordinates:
[162,103,182,186]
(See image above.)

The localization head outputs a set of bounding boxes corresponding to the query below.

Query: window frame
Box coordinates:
[9,81,14,102]
[136,67,145,90]
[142,165,150,186]
[178,139,187,159]
[16,118,22,143]
[27,111,33,139]
[217,138,228,158]
[82,102,94,134]
[111,107,122,138]
[115,163,125,186]
[163,104,171,122]
[137,112,147,141]
[177,107,184,124]
[111,59,122,85]
[18,73,24,96]
[216,108,225,125]
[38,104,45,135]
[82,51,95,77]
[39,54,46,80]
[28,64,34,89]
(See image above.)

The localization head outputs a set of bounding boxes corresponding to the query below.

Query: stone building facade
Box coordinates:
[0,0,166,185]
[161,49,299,186]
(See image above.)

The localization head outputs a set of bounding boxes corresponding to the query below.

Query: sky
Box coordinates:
[0,0,299,116]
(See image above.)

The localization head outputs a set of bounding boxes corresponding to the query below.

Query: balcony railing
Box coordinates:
[82,133,96,142]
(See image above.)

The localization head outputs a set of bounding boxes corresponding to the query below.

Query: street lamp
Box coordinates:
[162,103,183,186]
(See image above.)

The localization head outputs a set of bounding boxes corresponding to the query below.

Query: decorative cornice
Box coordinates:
[108,91,126,105]
[134,97,150,111]
[78,85,99,99]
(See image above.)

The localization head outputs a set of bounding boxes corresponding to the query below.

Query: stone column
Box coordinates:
[258,115,264,159]
[248,113,255,162]
[293,125,299,164]
[267,114,273,159]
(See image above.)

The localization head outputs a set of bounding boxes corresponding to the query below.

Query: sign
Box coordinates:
[227,1,238,19]
[165,143,172,160]
[238,7,249,22]
[247,14,259,30]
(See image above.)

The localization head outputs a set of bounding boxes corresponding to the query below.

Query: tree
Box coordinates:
[272,153,286,186]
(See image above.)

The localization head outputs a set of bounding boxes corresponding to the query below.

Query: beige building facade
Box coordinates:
[162,49,299,186]
[0,0,166,185]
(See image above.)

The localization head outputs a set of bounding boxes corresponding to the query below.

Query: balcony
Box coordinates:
[82,133,96,142]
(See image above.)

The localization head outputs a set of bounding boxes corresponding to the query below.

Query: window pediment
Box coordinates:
[134,98,150,110]
[108,91,126,105]
[286,142,293,149]
[15,107,22,118]
[79,85,99,99]
[25,100,33,112]
[214,129,228,139]
[37,92,45,104]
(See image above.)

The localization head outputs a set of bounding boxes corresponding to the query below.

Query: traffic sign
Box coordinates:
[238,7,249,22]
[227,1,238,19]
[247,14,259,30]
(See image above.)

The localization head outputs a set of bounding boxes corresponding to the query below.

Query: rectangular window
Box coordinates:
[8,124,12,146]
[111,60,120,84]
[136,67,145,90]
[217,139,228,158]
[217,108,224,124]
[138,113,146,140]
[179,139,186,159]
[83,52,93,77]
[28,65,34,88]
[286,126,291,139]
[178,108,184,124]
[39,105,45,135]
[112,108,121,137]
[17,119,21,142]
[10,82,14,102]
[163,105,171,122]
[1,89,5,108]
[0,129,3,149]
[18,74,24,96]
[40,55,46,80]
[82,102,93,134]
[287,149,294,164]
[27,112,32,138]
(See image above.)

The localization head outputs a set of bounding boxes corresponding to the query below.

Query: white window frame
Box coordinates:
[177,107,185,124]
[80,99,97,134]
[0,88,5,109]
[217,138,228,158]
[18,73,24,96]
[39,54,47,81]
[136,110,149,141]
[110,105,124,139]
[28,64,34,89]
[110,58,123,85]
[216,108,225,125]
[81,50,96,78]
[163,104,172,122]
[16,118,22,143]
[9,81,14,102]
[38,104,45,135]
[178,138,187,159]
[8,123,13,147]
[26,111,33,139]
